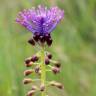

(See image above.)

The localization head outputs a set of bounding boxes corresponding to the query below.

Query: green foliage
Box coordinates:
[0,0,96,96]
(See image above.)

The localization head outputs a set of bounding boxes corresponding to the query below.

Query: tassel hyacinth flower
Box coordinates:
[16,5,64,96]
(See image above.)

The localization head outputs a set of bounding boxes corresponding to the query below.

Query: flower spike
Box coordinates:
[16,5,64,96]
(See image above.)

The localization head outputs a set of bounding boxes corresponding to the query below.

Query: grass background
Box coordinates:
[0,0,96,96]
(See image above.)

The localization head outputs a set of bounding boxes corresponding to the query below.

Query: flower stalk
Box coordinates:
[40,47,46,96]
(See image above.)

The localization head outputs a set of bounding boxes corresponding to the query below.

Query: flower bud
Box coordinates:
[31,55,39,62]
[56,83,64,89]
[40,84,45,91]
[28,38,35,46]
[23,78,32,84]
[50,81,63,89]
[50,82,55,86]
[39,35,45,43]
[50,81,56,86]
[34,66,40,74]
[25,62,33,67]
[47,53,52,59]
[38,70,41,75]
[47,40,52,46]
[24,69,33,76]
[54,61,61,68]
[45,57,50,65]
[47,38,52,46]
[31,85,38,90]
[46,37,52,46]
[25,57,31,64]
[45,33,51,41]
[27,90,35,96]
[52,67,60,74]
[33,33,40,42]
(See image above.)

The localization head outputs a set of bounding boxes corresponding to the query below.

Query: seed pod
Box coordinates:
[24,69,33,76]
[40,84,45,91]
[52,66,60,74]
[28,38,35,46]
[31,55,39,62]
[27,90,35,96]
[23,78,32,84]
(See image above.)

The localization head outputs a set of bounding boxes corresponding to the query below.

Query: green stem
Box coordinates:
[41,47,46,96]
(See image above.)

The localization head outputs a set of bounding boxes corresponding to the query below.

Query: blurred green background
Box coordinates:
[0,0,96,96]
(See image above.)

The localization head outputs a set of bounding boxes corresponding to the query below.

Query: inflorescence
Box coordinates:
[16,5,64,96]
[23,49,63,96]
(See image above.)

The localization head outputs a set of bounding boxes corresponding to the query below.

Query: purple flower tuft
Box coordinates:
[16,5,64,35]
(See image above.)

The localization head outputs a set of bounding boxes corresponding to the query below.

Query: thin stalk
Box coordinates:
[40,47,46,96]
